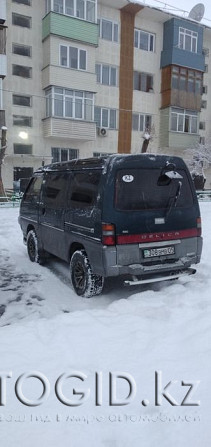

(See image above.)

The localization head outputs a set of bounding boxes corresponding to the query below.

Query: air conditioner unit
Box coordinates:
[98,127,108,137]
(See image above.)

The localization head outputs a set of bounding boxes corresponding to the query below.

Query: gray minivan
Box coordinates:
[19,154,202,297]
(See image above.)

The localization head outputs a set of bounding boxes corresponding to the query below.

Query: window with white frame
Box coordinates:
[60,45,86,70]
[45,87,94,121]
[95,64,117,86]
[51,147,79,163]
[132,113,152,131]
[45,0,96,23]
[171,108,198,133]
[179,28,198,53]
[94,106,117,129]
[134,29,155,52]
[98,18,119,42]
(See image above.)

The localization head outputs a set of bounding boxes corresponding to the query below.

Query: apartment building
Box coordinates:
[1,0,211,188]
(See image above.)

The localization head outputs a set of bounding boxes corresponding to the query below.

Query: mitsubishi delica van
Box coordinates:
[19,154,202,297]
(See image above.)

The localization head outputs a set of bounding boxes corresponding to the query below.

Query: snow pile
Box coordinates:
[0,204,211,446]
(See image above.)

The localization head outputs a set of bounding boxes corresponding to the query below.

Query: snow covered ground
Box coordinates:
[0,203,211,446]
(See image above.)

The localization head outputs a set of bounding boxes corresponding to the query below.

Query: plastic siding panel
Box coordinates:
[169,132,199,148]
[43,118,96,140]
[42,66,96,91]
[42,12,98,46]
[159,108,170,148]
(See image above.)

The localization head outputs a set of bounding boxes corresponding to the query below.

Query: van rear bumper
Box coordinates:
[101,236,202,277]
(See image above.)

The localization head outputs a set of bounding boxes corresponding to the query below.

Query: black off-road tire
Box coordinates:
[27,230,46,264]
[70,250,104,298]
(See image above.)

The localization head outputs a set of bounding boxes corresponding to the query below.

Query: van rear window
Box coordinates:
[115,168,193,211]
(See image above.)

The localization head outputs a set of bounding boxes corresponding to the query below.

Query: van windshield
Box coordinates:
[115,168,193,211]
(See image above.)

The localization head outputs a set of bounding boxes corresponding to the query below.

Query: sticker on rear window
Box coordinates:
[122,175,134,183]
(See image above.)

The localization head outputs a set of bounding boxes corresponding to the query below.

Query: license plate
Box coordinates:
[143,246,175,258]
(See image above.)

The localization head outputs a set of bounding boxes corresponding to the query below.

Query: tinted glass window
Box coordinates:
[13,94,31,106]
[13,44,31,57]
[70,171,101,207]
[24,176,43,202]
[115,169,193,211]
[43,173,68,209]
[12,13,31,28]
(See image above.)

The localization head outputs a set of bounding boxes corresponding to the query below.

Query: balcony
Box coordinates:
[43,117,96,141]
[42,12,98,46]
[42,65,96,92]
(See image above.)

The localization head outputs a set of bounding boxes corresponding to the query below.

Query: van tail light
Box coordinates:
[102,223,116,246]
[197,217,202,236]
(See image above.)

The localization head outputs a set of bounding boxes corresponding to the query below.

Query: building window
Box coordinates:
[202,47,209,57]
[45,0,96,23]
[14,144,32,154]
[12,65,32,78]
[51,147,79,163]
[171,108,198,134]
[96,64,117,86]
[13,115,32,126]
[204,64,208,73]
[12,13,31,28]
[12,43,32,57]
[134,29,155,52]
[93,152,113,157]
[201,100,207,109]
[13,94,32,107]
[199,121,205,130]
[133,71,153,92]
[171,66,202,94]
[98,18,118,42]
[45,87,94,121]
[12,0,31,4]
[179,27,198,53]
[202,85,208,94]
[94,106,116,129]
[60,45,86,70]
[132,113,152,132]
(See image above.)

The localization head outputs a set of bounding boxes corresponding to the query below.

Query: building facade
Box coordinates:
[1,0,211,188]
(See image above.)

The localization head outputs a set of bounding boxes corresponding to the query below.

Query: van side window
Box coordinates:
[23,176,43,202]
[70,171,101,207]
[43,173,69,209]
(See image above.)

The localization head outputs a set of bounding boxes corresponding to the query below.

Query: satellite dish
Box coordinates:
[188,3,205,22]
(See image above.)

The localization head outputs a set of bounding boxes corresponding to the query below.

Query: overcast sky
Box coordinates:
[140,0,211,26]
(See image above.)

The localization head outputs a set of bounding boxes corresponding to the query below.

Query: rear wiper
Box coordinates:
[165,181,182,219]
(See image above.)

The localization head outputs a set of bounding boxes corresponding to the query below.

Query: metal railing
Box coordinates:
[196,189,211,201]
[0,189,23,207]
